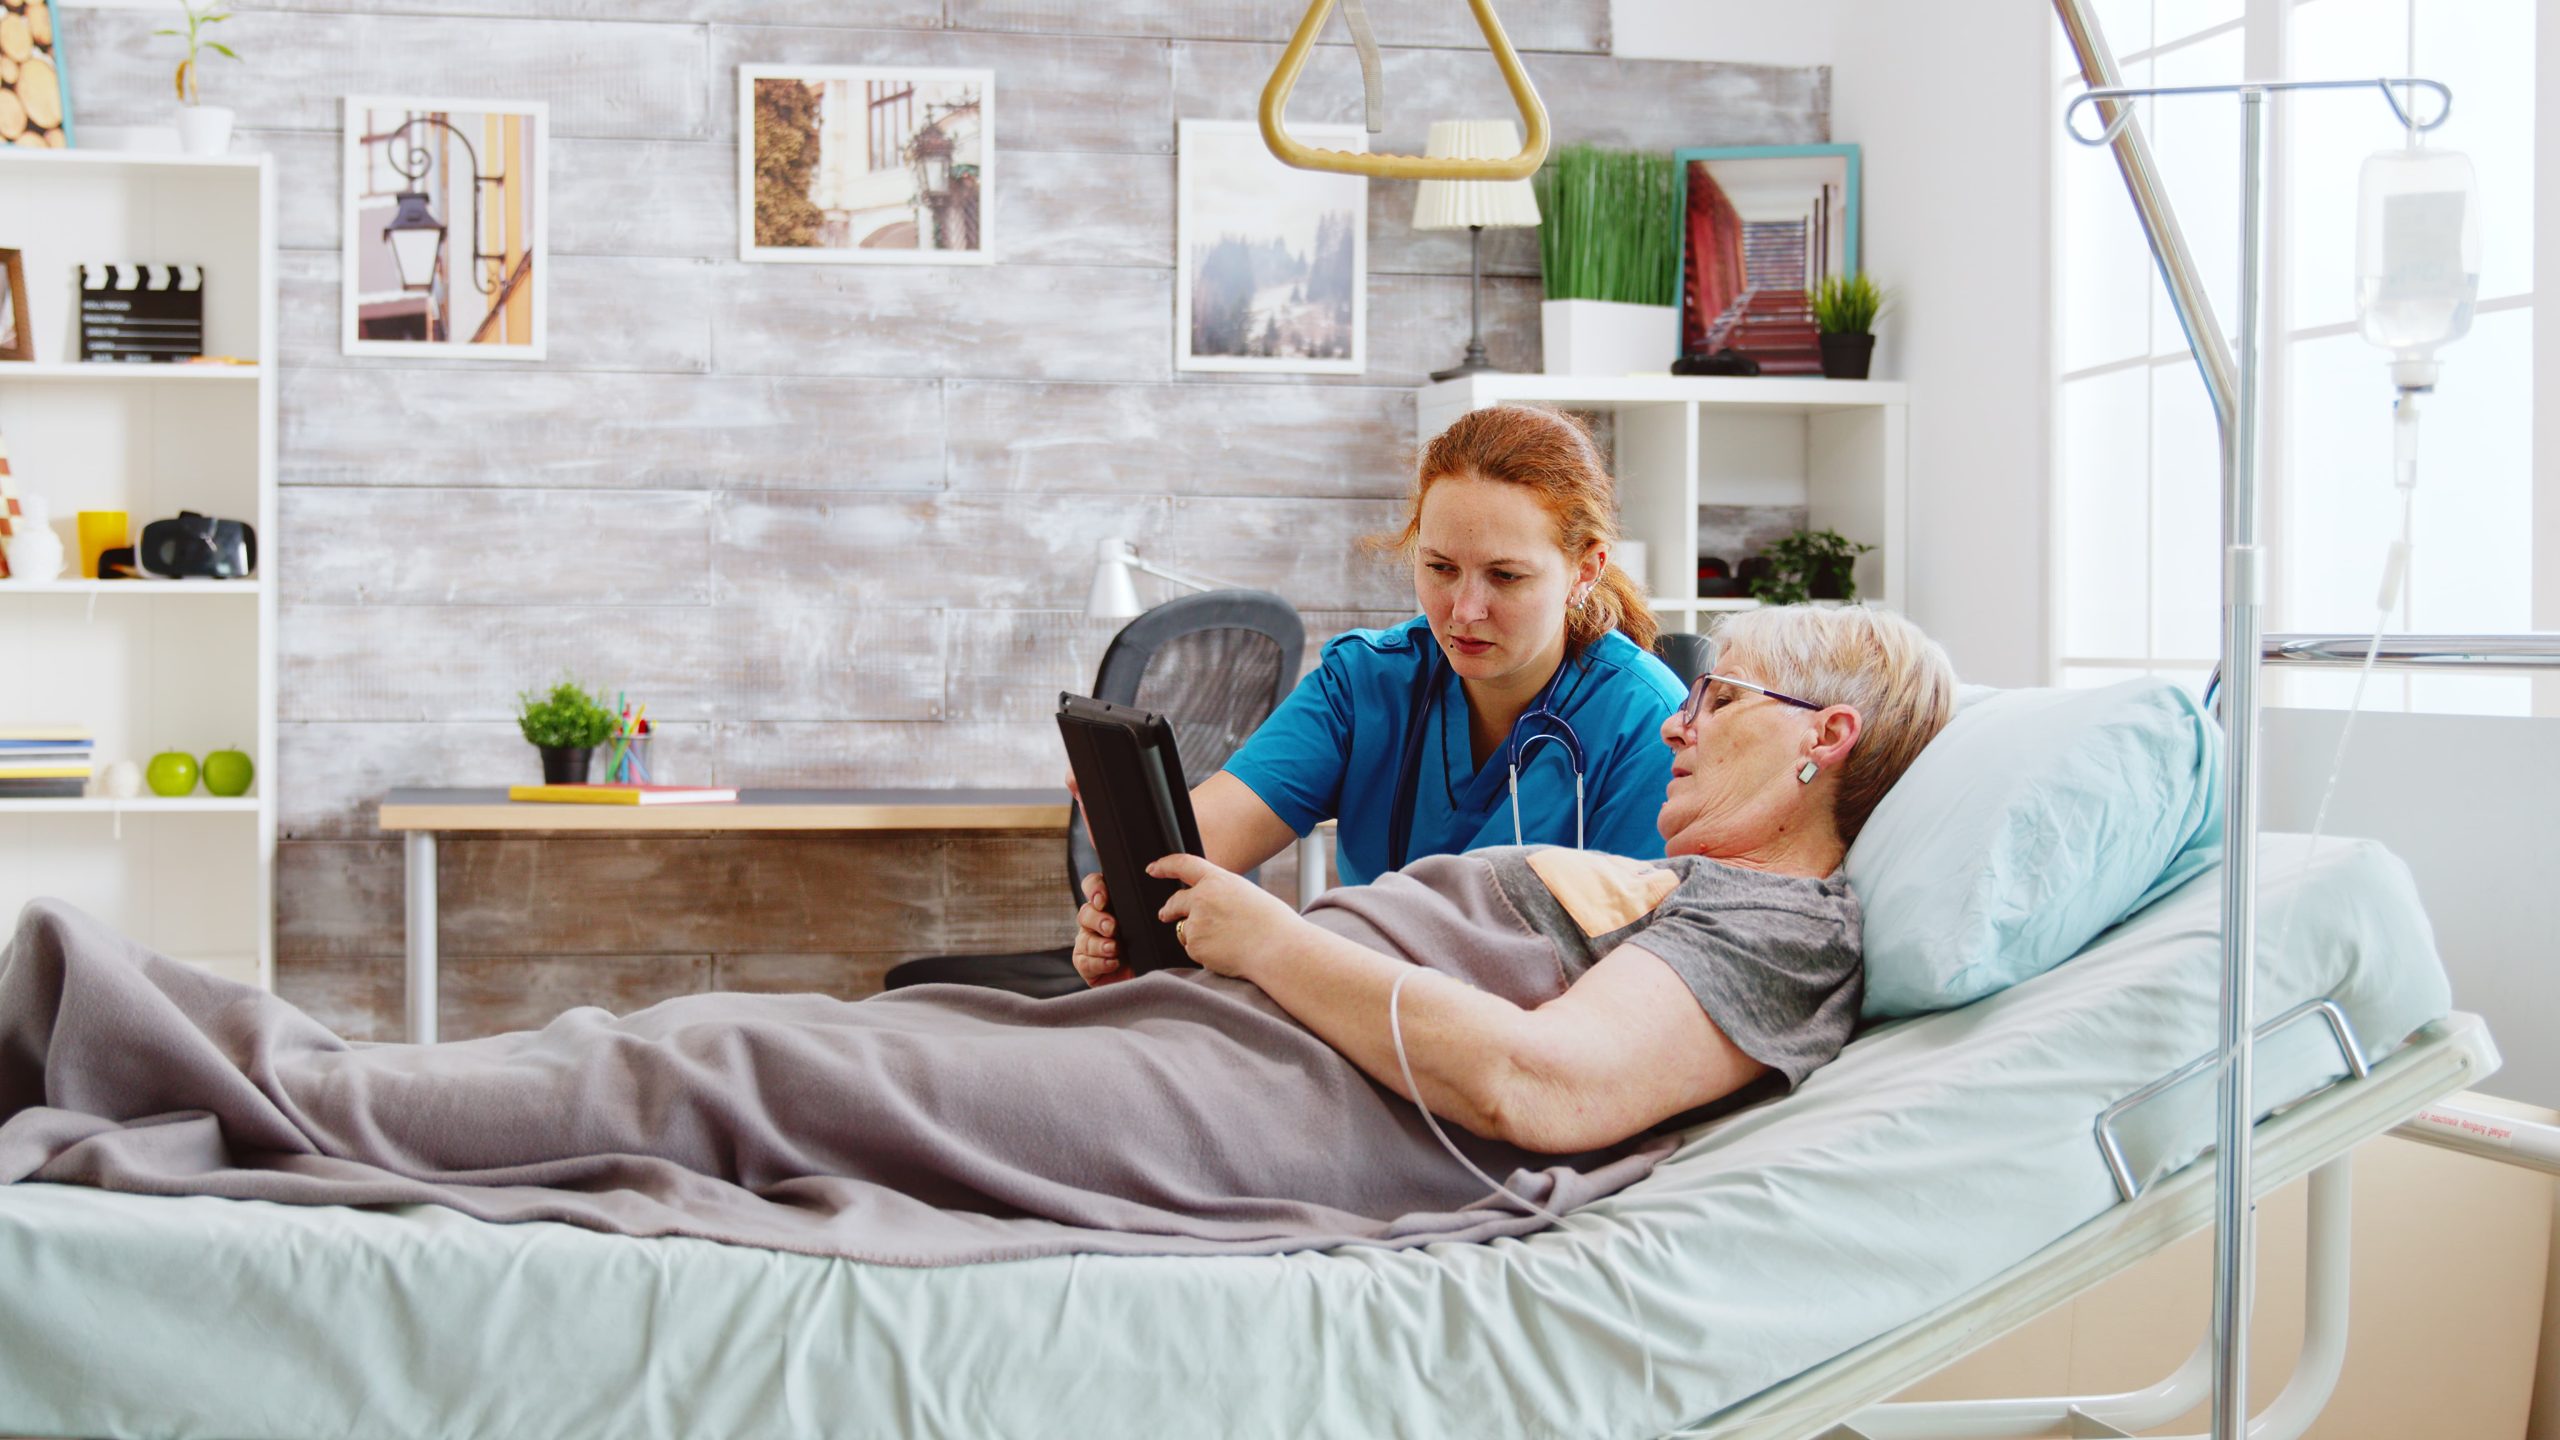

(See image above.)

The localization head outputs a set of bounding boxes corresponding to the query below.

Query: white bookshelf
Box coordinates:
[1417,373,1909,635]
[1,361,260,382]
[0,150,277,992]
[1,579,261,596]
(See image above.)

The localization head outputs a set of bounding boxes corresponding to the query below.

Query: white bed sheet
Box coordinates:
[0,836,2457,1440]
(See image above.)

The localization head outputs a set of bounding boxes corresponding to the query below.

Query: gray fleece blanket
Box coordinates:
[0,899,1669,1266]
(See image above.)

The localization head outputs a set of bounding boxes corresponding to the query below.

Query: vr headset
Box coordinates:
[100,511,257,581]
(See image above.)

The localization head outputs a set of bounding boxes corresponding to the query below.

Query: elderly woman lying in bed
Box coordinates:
[0,605,1954,1268]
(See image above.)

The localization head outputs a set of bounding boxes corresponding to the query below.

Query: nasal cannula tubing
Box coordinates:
[1387,967,1665,1424]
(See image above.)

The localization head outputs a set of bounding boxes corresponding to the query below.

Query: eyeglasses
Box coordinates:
[1678,671,1823,730]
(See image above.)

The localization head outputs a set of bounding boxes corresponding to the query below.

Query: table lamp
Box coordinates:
[1410,119,1542,381]
[1085,538,1240,621]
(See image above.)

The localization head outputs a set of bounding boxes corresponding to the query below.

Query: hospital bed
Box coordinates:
[0,831,2479,1440]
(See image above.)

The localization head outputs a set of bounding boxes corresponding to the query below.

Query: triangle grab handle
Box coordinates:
[1257,0,1551,182]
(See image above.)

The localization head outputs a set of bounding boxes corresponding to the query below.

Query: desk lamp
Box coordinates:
[1085,538,1247,621]
[1410,120,1541,381]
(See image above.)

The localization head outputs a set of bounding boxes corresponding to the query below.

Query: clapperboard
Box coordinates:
[79,264,205,363]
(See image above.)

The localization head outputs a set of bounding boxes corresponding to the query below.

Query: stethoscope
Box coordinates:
[1386,641,1588,870]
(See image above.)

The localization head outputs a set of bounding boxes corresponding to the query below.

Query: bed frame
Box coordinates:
[1700,1012,2499,1440]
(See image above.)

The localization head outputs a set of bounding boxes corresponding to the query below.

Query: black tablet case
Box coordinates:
[1056,692,1204,975]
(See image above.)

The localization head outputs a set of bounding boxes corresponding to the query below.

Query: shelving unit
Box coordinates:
[0,151,277,991]
[1,580,262,596]
[0,362,261,382]
[1417,373,1909,635]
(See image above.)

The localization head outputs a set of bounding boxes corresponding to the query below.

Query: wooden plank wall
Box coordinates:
[60,1,1826,1040]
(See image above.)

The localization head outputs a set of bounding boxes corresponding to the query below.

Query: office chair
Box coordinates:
[1654,629,1713,688]
[881,590,1305,1000]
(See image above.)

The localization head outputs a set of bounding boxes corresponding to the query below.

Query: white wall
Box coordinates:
[2541,0,2559,718]
[1614,0,2055,685]
[1610,0,1847,70]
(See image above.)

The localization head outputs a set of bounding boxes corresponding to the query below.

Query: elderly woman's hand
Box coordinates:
[1148,853,1300,980]
[1071,873,1134,987]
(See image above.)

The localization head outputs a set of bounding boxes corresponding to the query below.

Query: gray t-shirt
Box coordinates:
[1302,845,1864,1095]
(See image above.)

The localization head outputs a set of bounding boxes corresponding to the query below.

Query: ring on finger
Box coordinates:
[1175,919,1190,949]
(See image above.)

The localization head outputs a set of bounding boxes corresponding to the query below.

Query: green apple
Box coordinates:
[145,751,199,797]
[203,746,254,798]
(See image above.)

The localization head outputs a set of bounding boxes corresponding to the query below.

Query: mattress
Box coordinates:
[0,836,2465,1440]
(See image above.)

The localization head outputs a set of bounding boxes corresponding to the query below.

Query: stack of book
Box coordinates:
[0,728,96,799]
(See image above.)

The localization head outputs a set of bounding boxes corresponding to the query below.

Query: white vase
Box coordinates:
[176,105,234,156]
[2,497,65,582]
[1540,299,1680,377]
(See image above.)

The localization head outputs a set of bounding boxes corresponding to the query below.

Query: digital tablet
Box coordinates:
[1056,692,1205,975]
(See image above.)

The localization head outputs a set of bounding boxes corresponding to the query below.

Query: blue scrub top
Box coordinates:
[1222,616,1687,887]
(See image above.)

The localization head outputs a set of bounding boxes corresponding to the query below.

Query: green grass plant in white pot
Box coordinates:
[1532,145,1678,376]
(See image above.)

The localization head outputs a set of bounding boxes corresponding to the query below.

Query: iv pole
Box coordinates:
[2051,7,2452,1436]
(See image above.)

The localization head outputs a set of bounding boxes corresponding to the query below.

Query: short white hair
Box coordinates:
[1709,604,1957,843]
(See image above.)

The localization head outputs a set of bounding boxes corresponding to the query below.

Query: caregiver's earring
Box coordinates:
[1796,758,1820,784]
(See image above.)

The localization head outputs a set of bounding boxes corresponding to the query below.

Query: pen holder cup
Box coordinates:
[608,736,652,784]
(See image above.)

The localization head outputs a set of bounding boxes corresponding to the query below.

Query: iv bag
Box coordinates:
[2355,146,2480,361]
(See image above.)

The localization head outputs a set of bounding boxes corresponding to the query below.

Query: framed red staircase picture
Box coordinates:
[1674,145,1861,376]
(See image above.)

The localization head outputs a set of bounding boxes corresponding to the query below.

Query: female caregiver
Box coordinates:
[1080,403,1687,981]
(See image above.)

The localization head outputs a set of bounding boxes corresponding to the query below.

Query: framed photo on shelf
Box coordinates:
[0,249,30,362]
[341,96,549,360]
[1674,144,1860,376]
[0,0,72,149]
[1175,118,1367,375]
[739,65,992,264]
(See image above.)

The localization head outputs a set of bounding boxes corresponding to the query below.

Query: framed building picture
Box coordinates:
[740,65,991,264]
[1176,118,1367,375]
[1674,144,1860,375]
[341,97,548,360]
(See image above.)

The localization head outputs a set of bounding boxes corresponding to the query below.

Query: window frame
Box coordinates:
[2047,0,2542,715]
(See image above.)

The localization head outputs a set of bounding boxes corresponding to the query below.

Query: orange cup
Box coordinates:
[76,510,127,579]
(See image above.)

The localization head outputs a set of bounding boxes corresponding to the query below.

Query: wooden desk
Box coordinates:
[375,787,1070,1043]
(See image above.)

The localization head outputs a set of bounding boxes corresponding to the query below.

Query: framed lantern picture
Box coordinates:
[1674,144,1860,375]
[739,65,992,264]
[1175,118,1367,374]
[341,97,549,360]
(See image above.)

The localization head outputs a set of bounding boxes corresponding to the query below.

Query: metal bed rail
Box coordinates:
[2255,631,2560,1172]
[2260,632,2560,670]
[2094,998,2371,1205]
[2209,630,2560,718]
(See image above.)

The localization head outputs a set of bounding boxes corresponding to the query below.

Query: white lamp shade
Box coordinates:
[1410,120,1542,231]
[387,223,444,292]
[1086,538,1143,621]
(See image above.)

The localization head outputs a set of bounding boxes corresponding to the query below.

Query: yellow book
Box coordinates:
[0,765,95,779]
[507,783,737,806]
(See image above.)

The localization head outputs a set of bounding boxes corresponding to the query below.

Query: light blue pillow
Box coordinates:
[1844,677,2225,1018]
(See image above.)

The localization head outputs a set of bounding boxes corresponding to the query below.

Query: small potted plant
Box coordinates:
[515,677,618,784]
[1748,528,1876,606]
[1810,272,1888,380]
[1532,144,1680,376]
[157,1,239,156]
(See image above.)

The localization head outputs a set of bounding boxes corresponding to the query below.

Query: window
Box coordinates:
[866,82,915,173]
[2051,0,2537,713]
